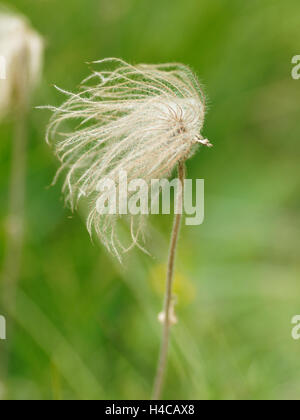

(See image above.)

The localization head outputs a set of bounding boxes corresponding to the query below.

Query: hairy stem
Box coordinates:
[152,160,186,400]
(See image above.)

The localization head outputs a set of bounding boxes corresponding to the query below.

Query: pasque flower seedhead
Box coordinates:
[46,58,210,259]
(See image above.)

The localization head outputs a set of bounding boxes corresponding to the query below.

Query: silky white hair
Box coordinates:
[0,9,43,117]
[45,58,210,260]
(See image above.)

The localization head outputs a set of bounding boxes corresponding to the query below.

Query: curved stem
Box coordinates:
[1,46,29,307]
[1,104,28,305]
[152,161,186,400]
[0,49,29,392]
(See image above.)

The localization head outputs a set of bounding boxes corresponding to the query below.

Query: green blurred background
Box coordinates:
[0,0,300,400]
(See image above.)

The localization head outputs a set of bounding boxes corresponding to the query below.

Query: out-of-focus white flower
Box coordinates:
[45,58,211,260]
[0,10,43,117]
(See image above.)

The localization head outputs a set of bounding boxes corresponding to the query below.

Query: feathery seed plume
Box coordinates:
[0,9,43,117]
[45,58,210,260]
